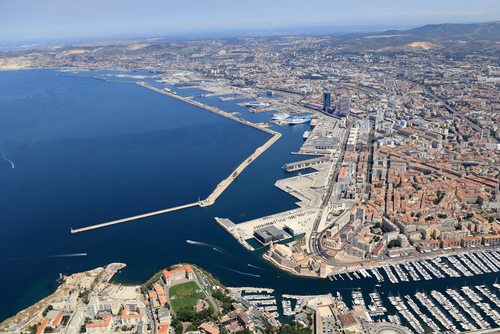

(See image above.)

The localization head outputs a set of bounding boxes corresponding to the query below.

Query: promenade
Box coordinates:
[70,82,281,234]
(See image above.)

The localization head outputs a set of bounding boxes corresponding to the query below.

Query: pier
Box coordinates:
[70,82,281,234]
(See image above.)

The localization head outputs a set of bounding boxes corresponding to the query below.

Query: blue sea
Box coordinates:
[1,70,499,329]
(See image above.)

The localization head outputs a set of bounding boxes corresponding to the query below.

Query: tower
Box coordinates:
[323,92,331,112]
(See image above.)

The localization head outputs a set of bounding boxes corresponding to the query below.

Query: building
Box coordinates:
[86,316,112,333]
[482,235,500,246]
[323,92,331,112]
[417,240,440,252]
[254,226,285,244]
[339,98,350,116]
[199,323,219,334]
[121,310,146,325]
[440,238,460,249]
[461,236,481,247]
[284,222,305,236]
[338,314,357,329]
[158,308,171,324]
[163,265,194,285]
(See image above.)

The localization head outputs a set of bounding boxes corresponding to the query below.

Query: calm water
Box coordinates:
[0,70,498,328]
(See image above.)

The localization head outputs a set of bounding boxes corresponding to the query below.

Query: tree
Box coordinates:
[175,323,183,334]
[186,324,198,332]
[388,240,400,248]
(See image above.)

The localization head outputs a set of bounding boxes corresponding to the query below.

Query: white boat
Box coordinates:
[289,118,311,125]
[303,131,310,139]
[245,102,269,107]
[272,113,290,120]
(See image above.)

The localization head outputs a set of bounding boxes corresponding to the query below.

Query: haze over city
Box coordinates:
[0,0,499,40]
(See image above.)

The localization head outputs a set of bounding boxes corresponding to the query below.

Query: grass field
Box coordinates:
[169,281,206,312]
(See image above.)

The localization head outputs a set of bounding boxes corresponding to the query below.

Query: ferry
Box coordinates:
[289,118,311,125]
[303,131,311,140]
[272,113,290,120]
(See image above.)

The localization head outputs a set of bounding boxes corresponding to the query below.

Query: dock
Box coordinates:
[70,82,282,234]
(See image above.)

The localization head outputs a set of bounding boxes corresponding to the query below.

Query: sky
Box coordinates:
[0,0,499,41]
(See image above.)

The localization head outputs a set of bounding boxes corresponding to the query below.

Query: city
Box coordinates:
[2,17,500,334]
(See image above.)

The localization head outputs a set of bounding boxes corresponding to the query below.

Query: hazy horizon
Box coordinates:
[0,0,498,42]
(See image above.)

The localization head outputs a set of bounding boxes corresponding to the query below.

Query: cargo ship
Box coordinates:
[289,118,311,125]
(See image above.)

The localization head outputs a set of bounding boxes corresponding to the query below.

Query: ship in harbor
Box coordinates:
[289,118,311,125]
[159,77,179,84]
[272,113,291,120]
[310,119,318,127]
[303,131,311,140]
[163,87,171,92]
[245,102,270,108]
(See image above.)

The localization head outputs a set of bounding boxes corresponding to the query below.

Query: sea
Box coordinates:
[1,70,500,330]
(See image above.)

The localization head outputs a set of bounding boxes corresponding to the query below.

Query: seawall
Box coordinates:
[70,81,281,234]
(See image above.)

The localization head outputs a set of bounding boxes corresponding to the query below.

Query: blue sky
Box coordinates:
[0,0,498,40]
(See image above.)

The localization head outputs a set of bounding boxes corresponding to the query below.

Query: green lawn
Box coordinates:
[169,281,206,312]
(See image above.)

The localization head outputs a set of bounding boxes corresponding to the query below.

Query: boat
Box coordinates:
[375,284,381,287]
[289,118,311,125]
[303,131,310,140]
[310,119,318,127]
[186,240,193,244]
[163,87,171,92]
[245,102,269,108]
[271,113,290,120]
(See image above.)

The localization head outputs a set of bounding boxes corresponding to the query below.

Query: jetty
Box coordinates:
[70,82,281,234]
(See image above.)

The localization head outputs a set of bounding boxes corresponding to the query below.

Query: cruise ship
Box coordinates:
[272,113,290,120]
[289,118,311,125]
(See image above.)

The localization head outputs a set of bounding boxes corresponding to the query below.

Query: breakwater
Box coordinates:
[70,82,281,234]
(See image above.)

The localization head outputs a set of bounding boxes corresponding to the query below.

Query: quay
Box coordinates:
[70,81,281,234]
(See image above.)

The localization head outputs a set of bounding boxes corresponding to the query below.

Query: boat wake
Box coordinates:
[1,153,14,168]
[188,240,228,254]
[51,253,87,257]
[223,267,260,278]
[247,264,268,271]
